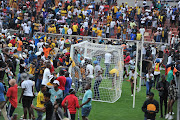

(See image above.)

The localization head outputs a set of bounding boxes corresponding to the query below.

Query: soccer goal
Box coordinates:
[70,41,124,103]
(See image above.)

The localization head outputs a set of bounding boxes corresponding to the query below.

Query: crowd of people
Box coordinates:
[0,0,180,120]
[0,0,180,41]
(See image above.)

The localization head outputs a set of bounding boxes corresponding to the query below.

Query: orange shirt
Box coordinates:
[17,40,23,51]
[167,67,178,75]
[43,48,52,58]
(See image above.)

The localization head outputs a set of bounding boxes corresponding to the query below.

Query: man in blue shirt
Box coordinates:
[130,32,136,40]
[116,10,121,20]
[80,83,92,120]
[64,72,72,97]
[0,78,8,120]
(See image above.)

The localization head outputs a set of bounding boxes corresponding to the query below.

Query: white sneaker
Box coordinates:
[131,94,133,96]
[172,112,174,115]
[168,115,173,120]
[165,114,169,119]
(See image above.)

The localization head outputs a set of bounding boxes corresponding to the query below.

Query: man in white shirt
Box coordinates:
[86,60,94,84]
[139,26,145,36]
[42,63,52,87]
[19,73,34,120]
[67,27,72,35]
[110,20,115,36]
[1,27,7,36]
[58,39,64,52]
[104,52,111,77]
[24,24,30,35]
[37,39,44,52]
[151,45,156,61]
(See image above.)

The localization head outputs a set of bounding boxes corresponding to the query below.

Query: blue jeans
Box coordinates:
[123,34,126,40]
[36,79,42,92]
[36,111,43,120]
[92,32,96,37]
[94,78,102,99]
[82,106,91,117]
[104,63,110,77]
[75,79,81,92]
[17,73,21,84]
[110,27,114,36]
[146,81,152,95]
[156,35,161,42]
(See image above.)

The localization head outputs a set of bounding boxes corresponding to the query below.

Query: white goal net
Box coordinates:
[70,41,124,103]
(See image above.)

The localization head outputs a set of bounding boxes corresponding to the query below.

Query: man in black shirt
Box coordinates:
[142,92,159,120]
[157,75,169,118]
[0,54,7,80]
[31,92,53,120]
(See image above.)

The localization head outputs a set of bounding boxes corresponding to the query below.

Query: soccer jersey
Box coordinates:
[36,91,44,108]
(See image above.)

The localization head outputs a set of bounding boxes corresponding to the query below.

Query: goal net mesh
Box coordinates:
[70,41,124,103]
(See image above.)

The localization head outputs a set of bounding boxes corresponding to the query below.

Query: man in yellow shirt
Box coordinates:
[117,26,121,39]
[48,25,54,33]
[61,9,67,16]
[97,27,103,37]
[36,85,47,120]
[72,24,78,35]
[64,25,68,34]
[136,31,142,40]
[92,25,97,37]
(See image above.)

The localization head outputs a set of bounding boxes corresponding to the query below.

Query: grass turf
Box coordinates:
[0,69,177,120]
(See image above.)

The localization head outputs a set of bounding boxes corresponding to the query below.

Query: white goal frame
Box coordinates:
[70,41,124,103]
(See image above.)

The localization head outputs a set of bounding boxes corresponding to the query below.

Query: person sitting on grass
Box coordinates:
[142,92,159,120]
[31,92,53,120]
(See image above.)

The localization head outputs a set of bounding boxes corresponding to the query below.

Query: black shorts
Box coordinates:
[22,96,33,108]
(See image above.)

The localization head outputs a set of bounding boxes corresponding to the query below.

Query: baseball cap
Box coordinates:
[93,60,99,64]
[53,80,60,86]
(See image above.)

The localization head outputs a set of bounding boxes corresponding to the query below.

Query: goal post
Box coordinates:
[70,41,124,103]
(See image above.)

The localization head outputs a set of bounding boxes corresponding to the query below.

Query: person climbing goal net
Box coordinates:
[70,41,124,103]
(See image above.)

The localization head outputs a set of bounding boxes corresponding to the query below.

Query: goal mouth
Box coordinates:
[70,41,124,103]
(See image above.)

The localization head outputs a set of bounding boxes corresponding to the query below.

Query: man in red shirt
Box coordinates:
[104,4,109,16]
[124,52,131,78]
[1,79,18,120]
[56,70,66,92]
[61,88,80,120]
[9,36,16,47]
